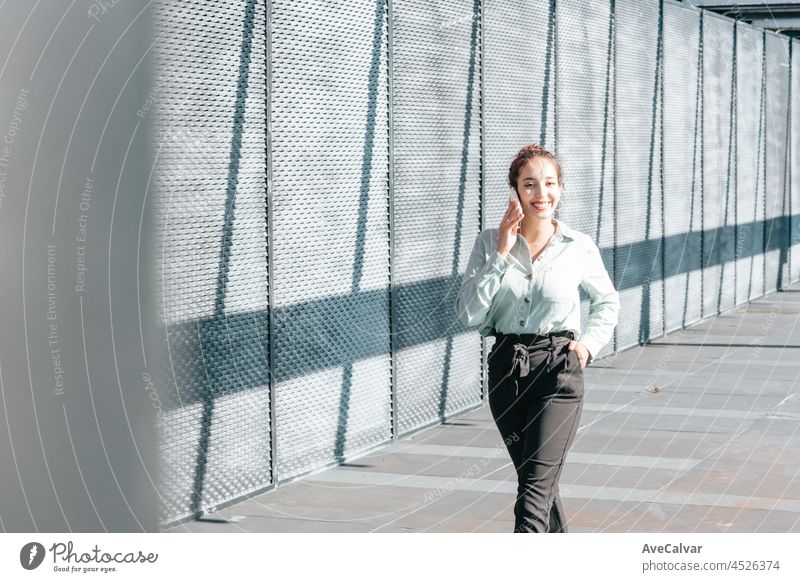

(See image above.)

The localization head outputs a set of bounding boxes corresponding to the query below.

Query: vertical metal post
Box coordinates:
[762,31,768,294]
[788,40,793,286]
[387,0,398,441]
[265,0,279,486]
[611,0,618,354]
[553,0,558,153]
[479,0,487,403]
[660,0,666,336]
[733,22,738,305]
[699,11,705,317]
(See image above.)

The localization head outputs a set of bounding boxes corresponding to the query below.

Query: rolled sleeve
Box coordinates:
[577,239,620,364]
[455,233,510,327]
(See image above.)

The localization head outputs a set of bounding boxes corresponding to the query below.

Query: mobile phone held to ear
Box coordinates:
[509,187,520,204]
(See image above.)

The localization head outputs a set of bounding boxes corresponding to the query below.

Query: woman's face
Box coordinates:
[515,158,563,219]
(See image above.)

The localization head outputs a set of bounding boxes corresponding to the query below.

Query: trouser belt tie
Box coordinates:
[510,344,531,378]
[492,330,574,397]
[510,338,557,379]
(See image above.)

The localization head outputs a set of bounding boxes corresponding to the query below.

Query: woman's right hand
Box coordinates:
[497,199,524,256]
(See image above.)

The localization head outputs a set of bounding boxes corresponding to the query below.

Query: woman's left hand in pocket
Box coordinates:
[567,340,590,369]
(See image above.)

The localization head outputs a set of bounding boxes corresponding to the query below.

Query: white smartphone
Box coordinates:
[509,186,520,204]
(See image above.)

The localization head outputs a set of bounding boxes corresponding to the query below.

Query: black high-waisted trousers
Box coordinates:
[487,330,584,533]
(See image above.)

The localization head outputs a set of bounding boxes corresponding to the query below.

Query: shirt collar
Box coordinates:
[511,218,576,268]
[552,217,576,241]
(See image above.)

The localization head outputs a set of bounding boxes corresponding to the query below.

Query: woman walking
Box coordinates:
[455,144,620,533]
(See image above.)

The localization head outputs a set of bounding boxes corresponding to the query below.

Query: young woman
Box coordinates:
[455,144,620,533]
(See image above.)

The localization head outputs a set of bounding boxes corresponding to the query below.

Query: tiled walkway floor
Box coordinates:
[166,285,800,533]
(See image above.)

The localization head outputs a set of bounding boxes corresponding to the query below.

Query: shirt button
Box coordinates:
[519,320,525,326]
[526,273,533,279]
[524,297,530,304]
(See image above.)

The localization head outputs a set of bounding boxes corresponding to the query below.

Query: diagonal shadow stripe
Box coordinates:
[638,0,665,345]
[162,212,800,408]
[187,0,258,517]
[334,0,387,463]
[538,0,555,146]
[437,0,480,422]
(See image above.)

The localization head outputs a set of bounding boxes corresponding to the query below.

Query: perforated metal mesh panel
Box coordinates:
[615,0,663,350]
[764,33,791,293]
[702,13,736,317]
[793,41,800,283]
[736,23,766,303]
[153,0,269,523]
[483,0,556,357]
[269,0,392,480]
[663,3,701,333]
[393,0,482,435]
[557,0,616,358]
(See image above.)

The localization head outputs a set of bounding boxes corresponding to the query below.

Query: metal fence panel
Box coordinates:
[557,0,616,358]
[394,0,482,435]
[663,3,702,333]
[736,24,766,303]
[615,0,663,351]
[153,0,269,523]
[764,33,791,293]
[793,40,800,283]
[270,0,392,480]
[702,14,736,316]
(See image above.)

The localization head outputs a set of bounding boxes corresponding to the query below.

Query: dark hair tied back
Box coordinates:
[507,144,563,192]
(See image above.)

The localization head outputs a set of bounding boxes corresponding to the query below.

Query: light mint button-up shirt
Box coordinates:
[454,218,620,365]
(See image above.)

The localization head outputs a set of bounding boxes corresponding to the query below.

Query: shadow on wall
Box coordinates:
[436,0,481,423]
[162,0,262,519]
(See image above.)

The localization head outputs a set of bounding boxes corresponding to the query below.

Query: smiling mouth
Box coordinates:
[532,201,552,211]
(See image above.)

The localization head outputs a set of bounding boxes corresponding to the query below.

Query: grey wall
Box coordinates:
[0,2,156,531]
